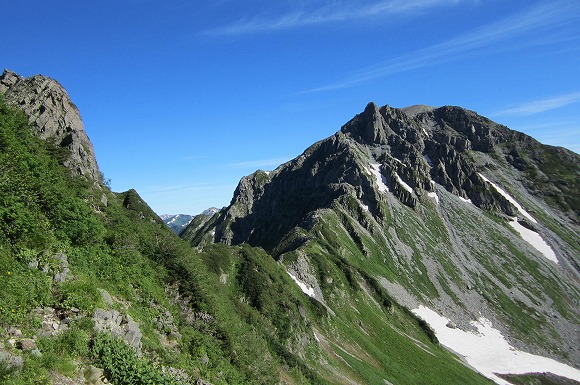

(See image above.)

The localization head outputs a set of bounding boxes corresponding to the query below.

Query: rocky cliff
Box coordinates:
[0,69,101,182]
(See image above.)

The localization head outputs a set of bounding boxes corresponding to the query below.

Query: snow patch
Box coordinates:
[459,196,473,204]
[287,272,315,297]
[478,173,536,223]
[412,306,580,385]
[423,154,433,166]
[392,156,404,165]
[509,219,558,263]
[369,163,389,193]
[395,173,413,194]
[428,191,439,204]
[313,332,320,343]
[478,174,555,262]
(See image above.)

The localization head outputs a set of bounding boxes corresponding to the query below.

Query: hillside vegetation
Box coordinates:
[0,96,291,384]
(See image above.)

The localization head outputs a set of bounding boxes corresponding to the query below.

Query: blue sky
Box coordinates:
[3,0,579,215]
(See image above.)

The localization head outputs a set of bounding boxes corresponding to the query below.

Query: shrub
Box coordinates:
[91,333,178,385]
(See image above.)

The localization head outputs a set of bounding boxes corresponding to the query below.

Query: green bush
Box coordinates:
[91,333,178,385]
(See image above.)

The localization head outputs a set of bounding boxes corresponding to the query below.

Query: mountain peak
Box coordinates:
[401,104,434,117]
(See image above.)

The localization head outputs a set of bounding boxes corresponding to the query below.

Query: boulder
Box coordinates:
[93,308,142,354]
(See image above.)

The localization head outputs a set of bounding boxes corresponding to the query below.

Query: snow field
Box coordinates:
[427,191,439,204]
[395,173,413,194]
[412,305,580,385]
[509,220,558,263]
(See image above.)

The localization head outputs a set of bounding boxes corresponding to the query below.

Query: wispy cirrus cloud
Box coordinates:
[493,92,580,116]
[201,0,466,36]
[304,1,580,93]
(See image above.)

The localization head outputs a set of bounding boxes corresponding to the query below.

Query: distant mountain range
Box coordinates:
[161,208,219,235]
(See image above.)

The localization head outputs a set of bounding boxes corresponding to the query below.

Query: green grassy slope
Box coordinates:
[0,97,288,384]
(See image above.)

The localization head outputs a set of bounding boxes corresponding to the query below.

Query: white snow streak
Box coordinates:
[478,173,536,223]
[428,191,439,204]
[392,156,404,165]
[412,306,580,385]
[287,272,315,297]
[395,173,413,194]
[369,163,389,193]
[478,173,556,262]
[459,196,473,204]
[509,219,558,263]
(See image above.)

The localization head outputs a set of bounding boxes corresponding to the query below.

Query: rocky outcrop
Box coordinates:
[26,252,73,283]
[93,308,143,354]
[34,306,80,337]
[0,69,102,183]
[0,350,24,373]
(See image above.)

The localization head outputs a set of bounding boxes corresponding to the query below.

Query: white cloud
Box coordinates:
[493,92,580,116]
[201,0,467,36]
[304,1,580,93]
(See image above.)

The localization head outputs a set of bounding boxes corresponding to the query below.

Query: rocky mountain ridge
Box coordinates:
[161,214,194,235]
[183,102,580,375]
[0,69,101,183]
[187,102,578,252]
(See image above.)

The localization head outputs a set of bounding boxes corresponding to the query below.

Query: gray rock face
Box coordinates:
[52,253,71,283]
[0,69,101,183]
[0,350,24,372]
[85,365,106,385]
[192,102,579,252]
[93,308,143,354]
[17,339,37,352]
